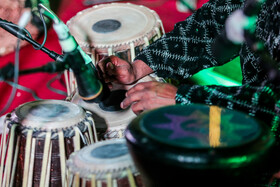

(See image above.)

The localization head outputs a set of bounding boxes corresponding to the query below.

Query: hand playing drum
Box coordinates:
[66,2,168,139]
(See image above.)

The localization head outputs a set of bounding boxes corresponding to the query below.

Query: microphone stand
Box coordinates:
[0,61,69,81]
[0,17,64,62]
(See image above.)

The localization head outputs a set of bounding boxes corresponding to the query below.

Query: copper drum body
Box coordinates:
[0,99,98,187]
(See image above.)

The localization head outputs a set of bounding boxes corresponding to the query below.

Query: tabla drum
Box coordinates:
[0,99,98,187]
[66,2,164,64]
[65,2,165,140]
[65,2,164,95]
[69,75,159,141]
[65,3,164,139]
[70,91,136,140]
[125,104,277,187]
[66,138,143,187]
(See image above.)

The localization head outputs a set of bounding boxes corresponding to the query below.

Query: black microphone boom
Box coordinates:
[0,61,69,81]
[0,18,63,62]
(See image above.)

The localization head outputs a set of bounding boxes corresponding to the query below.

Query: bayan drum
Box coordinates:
[65,2,164,95]
[0,100,97,187]
[66,138,143,187]
[125,104,277,186]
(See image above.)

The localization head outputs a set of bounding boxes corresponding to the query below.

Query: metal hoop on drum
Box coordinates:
[64,3,165,140]
[0,99,98,187]
[66,138,143,187]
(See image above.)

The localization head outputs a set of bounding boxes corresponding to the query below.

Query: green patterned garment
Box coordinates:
[135,0,280,141]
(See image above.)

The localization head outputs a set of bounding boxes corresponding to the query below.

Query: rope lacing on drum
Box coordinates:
[74,126,88,145]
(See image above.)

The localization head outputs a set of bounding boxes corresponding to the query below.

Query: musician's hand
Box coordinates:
[97,56,154,88]
[97,56,135,85]
[121,81,177,115]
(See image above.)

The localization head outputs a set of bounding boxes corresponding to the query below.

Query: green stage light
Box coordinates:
[190,57,242,86]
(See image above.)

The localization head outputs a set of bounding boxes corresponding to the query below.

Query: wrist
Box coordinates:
[132,60,154,81]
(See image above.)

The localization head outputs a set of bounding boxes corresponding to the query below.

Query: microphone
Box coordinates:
[38,4,109,102]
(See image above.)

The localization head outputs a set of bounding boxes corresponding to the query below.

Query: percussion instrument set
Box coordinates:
[0,2,278,187]
[0,2,163,186]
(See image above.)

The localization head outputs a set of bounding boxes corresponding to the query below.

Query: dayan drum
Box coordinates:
[65,3,164,140]
[125,104,277,186]
[66,2,164,64]
[66,138,143,187]
[0,99,98,187]
[65,2,164,95]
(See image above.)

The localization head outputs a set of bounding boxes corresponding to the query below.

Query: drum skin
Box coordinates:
[125,104,277,187]
[66,138,144,187]
[66,3,164,58]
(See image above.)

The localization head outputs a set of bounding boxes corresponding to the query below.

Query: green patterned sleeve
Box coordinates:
[135,0,244,80]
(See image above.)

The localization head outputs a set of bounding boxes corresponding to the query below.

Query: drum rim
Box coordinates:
[71,93,136,127]
[66,2,163,53]
[135,104,265,148]
[67,138,139,179]
[14,99,85,128]
[125,104,275,169]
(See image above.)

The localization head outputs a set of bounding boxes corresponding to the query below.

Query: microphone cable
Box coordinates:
[46,73,68,96]
[0,36,21,116]
[0,10,33,116]
[32,4,49,50]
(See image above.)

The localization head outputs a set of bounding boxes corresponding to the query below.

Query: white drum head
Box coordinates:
[71,93,136,129]
[67,138,137,179]
[67,3,162,54]
[14,100,86,130]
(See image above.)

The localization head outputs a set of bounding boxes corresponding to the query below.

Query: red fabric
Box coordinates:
[0,0,208,116]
